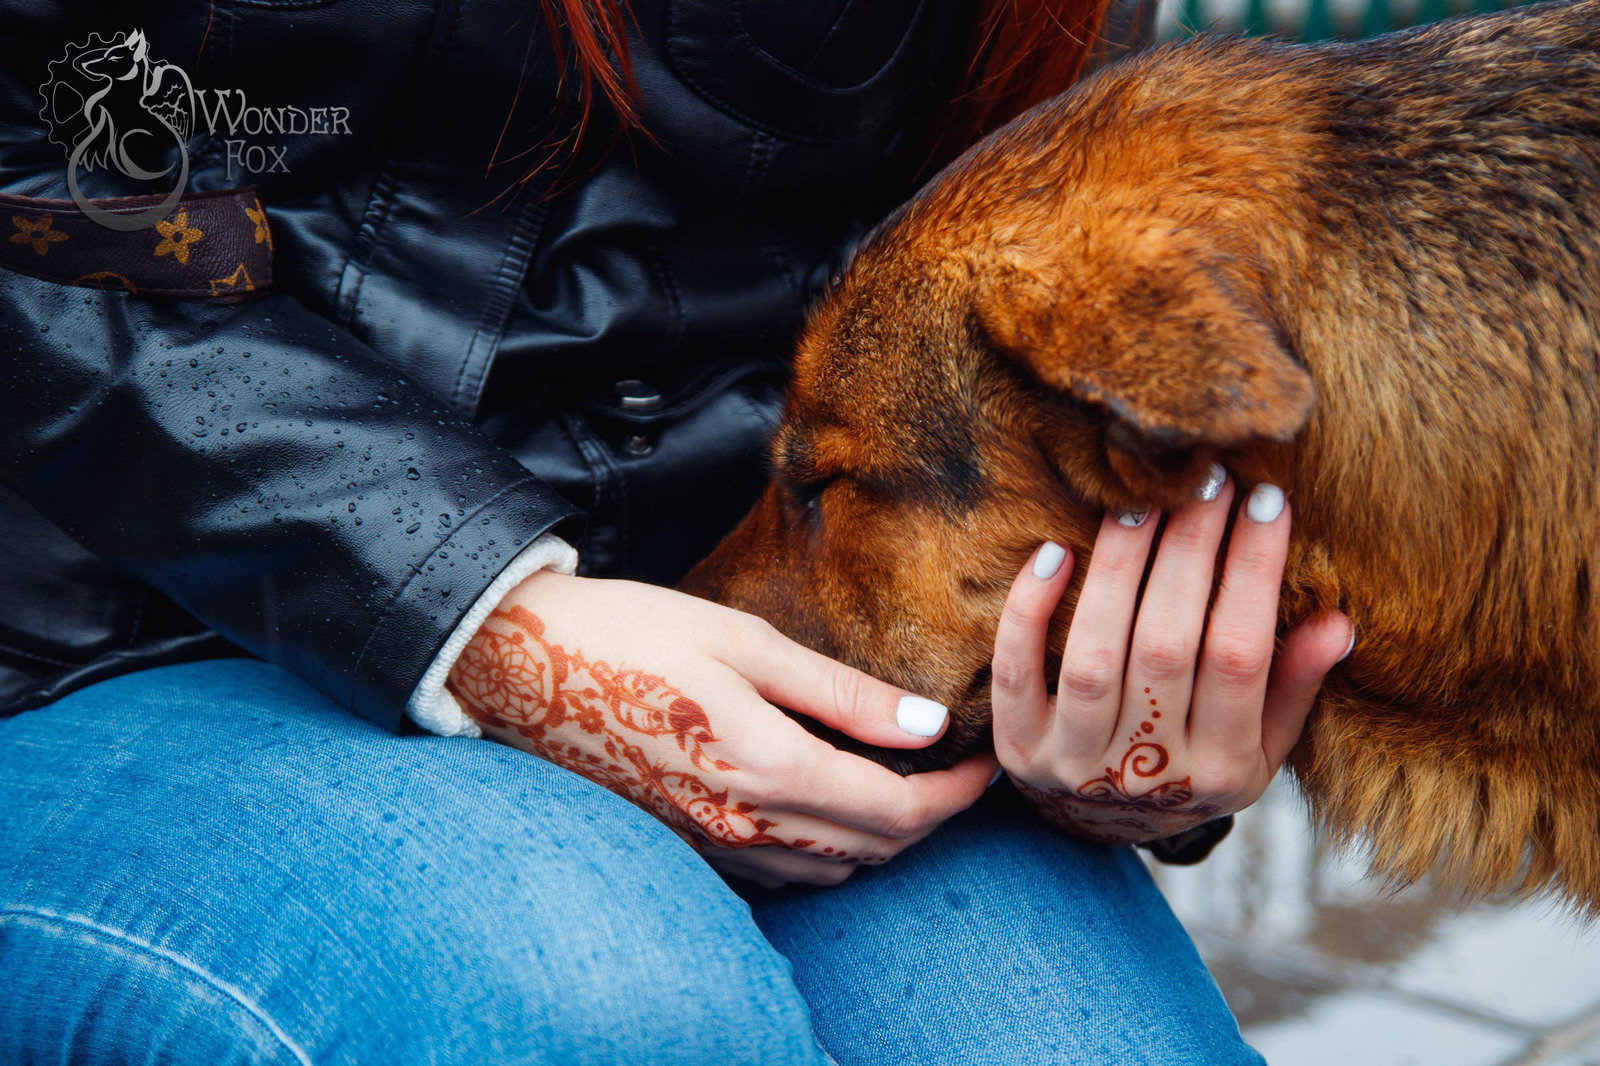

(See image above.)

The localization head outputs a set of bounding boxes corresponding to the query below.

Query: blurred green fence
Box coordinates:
[1168,0,1531,41]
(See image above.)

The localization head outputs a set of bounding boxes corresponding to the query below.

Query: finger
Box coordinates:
[711,858,788,890]
[1123,467,1236,721]
[1052,507,1160,757]
[705,847,870,888]
[1261,610,1354,767]
[991,542,1075,760]
[723,619,951,749]
[697,802,907,866]
[1189,481,1293,757]
[784,746,999,838]
[652,738,939,860]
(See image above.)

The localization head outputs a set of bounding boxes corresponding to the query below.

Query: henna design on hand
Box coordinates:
[1015,696,1221,844]
[448,605,856,861]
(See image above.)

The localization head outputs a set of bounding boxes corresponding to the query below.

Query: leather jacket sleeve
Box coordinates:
[0,274,582,730]
[0,2,594,729]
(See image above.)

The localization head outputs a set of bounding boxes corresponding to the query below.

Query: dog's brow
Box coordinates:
[773,423,827,484]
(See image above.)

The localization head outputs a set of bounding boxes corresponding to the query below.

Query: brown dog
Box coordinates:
[682,0,1600,911]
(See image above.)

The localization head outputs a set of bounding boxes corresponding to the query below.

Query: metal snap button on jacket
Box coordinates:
[615,380,663,410]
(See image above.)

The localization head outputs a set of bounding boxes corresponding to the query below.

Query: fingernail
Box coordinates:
[1247,483,1285,523]
[896,695,948,737]
[1338,630,1356,662]
[1116,509,1149,528]
[1033,541,1067,580]
[988,767,1005,788]
[1195,462,1227,502]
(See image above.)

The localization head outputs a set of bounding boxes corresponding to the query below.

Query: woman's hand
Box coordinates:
[990,467,1353,845]
[446,572,998,888]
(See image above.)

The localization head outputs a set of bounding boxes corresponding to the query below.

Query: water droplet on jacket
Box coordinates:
[38,325,48,333]
[406,468,420,480]
[406,522,421,535]
[236,423,247,433]
[347,502,357,513]
[438,514,451,527]
[353,517,362,526]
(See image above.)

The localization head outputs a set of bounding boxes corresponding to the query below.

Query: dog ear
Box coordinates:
[977,245,1315,450]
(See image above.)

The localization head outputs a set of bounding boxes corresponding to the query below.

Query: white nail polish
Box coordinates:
[896,695,948,737]
[1033,541,1066,580]
[988,768,1005,788]
[1247,483,1285,523]
[1116,509,1149,528]
[1195,462,1227,502]
[1338,631,1356,662]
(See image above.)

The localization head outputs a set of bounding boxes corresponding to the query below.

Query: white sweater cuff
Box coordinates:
[405,532,579,737]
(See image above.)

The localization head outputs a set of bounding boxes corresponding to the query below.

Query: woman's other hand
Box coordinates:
[446,573,998,887]
[990,467,1354,844]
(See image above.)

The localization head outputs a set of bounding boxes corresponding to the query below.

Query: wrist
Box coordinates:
[446,570,588,732]
[406,532,578,737]
[494,566,580,615]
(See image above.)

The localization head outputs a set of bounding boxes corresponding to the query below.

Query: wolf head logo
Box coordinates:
[41,30,195,231]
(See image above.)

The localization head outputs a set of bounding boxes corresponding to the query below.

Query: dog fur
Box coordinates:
[682,0,1600,911]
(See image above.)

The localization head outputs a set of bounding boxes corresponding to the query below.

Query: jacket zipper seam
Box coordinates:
[452,196,549,414]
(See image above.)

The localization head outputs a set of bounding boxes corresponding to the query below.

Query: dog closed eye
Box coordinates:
[788,479,830,515]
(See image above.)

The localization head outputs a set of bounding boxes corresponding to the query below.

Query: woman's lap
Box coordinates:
[0,660,820,1066]
[748,788,1256,1065]
[0,659,1259,1065]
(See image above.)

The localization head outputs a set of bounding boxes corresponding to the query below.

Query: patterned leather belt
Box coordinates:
[0,187,273,301]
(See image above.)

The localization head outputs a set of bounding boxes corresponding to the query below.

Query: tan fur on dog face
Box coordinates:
[684,1,1600,912]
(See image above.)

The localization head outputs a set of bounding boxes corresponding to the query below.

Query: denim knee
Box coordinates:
[0,907,313,1066]
[0,660,828,1066]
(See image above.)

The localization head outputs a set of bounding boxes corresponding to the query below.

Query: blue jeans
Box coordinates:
[0,659,1261,1065]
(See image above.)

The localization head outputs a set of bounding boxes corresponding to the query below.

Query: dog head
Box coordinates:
[682,76,1319,771]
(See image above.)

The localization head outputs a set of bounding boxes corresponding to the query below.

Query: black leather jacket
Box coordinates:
[0,0,1151,731]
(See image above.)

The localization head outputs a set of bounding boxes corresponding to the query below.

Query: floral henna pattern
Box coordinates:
[1016,695,1221,844]
[448,606,832,857]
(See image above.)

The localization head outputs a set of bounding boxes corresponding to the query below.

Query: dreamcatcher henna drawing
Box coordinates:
[448,605,885,863]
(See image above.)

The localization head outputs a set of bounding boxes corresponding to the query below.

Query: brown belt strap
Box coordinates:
[0,187,273,301]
